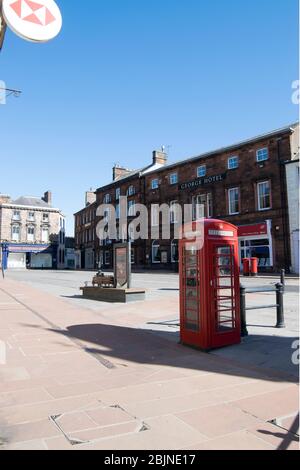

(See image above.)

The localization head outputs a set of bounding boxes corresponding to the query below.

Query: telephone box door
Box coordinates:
[209,241,240,348]
[180,241,202,348]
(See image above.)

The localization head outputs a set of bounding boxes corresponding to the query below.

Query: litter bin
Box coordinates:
[243,258,250,277]
[250,257,258,277]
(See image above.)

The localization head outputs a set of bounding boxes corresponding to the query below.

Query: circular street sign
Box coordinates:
[2,0,62,43]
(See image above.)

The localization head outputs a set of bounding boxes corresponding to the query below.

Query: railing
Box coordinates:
[240,283,285,337]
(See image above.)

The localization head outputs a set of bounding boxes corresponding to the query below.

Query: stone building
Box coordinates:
[0,191,65,270]
[74,123,299,273]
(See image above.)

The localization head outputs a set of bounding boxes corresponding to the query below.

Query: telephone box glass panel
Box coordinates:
[183,244,199,332]
[214,246,236,332]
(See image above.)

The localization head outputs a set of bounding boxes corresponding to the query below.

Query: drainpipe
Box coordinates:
[277,138,291,273]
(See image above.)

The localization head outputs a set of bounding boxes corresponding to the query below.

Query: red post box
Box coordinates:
[243,258,250,277]
[179,219,241,351]
[250,258,258,277]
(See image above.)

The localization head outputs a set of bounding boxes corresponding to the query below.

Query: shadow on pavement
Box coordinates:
[29,322,299,384]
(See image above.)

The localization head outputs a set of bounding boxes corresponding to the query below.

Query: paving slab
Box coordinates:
[0,275,299,451]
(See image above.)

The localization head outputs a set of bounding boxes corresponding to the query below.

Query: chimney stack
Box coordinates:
[153,150,167,166]
[0,194,11,204]
[42,191,52,206]
[113,164,132,181]
[85,190,96,206]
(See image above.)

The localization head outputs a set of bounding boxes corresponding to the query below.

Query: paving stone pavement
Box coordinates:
[0,275,299,451]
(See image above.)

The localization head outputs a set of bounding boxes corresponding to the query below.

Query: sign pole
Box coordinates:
[127,241,132,289]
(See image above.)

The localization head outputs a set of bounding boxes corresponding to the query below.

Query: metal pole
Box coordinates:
[280,269,285,293]
[127,241,132,289]
[275,283,285,328]
[240,285,248,337]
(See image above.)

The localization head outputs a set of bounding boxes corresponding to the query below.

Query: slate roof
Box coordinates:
[11,197,52,208]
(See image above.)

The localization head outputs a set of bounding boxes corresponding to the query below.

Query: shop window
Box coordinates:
[171,240,179,263]
[152,240,161,264]
[257,181,271,211]
[240,239,272,267]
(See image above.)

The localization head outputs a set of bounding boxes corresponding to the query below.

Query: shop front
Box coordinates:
[1,243,56,270]
[238,221,273,271]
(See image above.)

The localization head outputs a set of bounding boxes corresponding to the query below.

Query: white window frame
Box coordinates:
[116,188,121,200]
[12,210,21,221]
[127,186,135,196]
[257,181,271,211]
[128,200,136,217]
[28,211,35,222]
[12,225,20,242]
[169,173,178,185]
[228,156,239,170]
[228,188,240,215]
[197,165,207,178]
[151,205,160,227]
[42,213,49,223]
[41,227,49,243]
[256,148,269,162]
[104,194,111,204]
[170,201,179,224]
[27,226,35,242]
[151,179,159,190]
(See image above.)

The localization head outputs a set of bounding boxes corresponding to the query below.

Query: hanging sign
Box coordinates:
[1,0,62,43]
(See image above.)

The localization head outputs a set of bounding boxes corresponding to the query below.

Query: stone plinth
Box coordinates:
[80,286,146,303]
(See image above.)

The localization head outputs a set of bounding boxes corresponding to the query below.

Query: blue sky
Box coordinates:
[0,0,298,234]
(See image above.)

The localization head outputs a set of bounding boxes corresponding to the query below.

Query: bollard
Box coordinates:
[240,285,249,337]
[275,283,285,328]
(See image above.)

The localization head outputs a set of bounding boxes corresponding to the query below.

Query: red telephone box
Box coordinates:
[179,219,241,351]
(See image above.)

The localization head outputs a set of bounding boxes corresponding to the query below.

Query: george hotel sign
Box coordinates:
[179,173,227,191]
